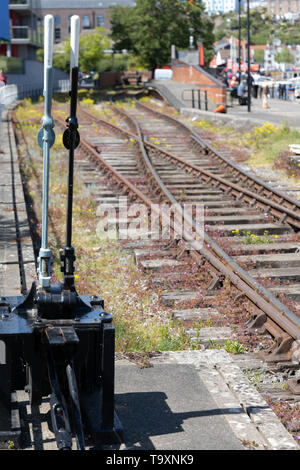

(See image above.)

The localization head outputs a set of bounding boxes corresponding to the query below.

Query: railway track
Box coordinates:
[9,95,300,447]
[47,99,300,377]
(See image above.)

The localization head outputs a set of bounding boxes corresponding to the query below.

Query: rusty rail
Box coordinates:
[73,105,300,346]
[136,100,300,221]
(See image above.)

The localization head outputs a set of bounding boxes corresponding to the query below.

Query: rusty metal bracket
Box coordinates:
[176,246,187,260]
[258,335,294,363]
[246,312,267,334]
[206,274,224,294]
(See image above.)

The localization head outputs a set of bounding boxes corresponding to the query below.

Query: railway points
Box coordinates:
[1,92,300,450]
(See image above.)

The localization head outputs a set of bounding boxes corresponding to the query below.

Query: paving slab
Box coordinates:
[104,351,298,451]
[0,108,36,297]
[13,350,299,450]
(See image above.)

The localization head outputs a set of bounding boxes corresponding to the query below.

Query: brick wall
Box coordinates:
[40,8,111,42]
[172,62,226,106]
[99,72,122,87]
[99,71,152,87]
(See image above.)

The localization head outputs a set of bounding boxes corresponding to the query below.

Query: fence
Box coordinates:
[181,89,209,111]
[0,80,70,148]
[0,80,70,104]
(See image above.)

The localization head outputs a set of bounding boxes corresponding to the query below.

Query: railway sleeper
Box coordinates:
[208,223,290,236]
[234,253,300,269]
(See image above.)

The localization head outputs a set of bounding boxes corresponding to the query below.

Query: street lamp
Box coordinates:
[247,0,251,112]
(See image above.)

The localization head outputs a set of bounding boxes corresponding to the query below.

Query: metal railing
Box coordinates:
[181,89,209,111]
[10,26,43,46]
[9,0,29,4]
[0,80,70,106]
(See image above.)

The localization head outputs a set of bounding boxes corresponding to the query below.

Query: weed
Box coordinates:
[7,440,14,450]
[244,368,263,389]
[209,339,247,354]
[240,439,260,450]
[157,320,191,351]
[232,229,277,244]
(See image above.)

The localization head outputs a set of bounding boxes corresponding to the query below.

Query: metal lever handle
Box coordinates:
[61,16,81,290]
[37,14,55,289]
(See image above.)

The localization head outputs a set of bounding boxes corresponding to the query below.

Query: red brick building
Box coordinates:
[39,0,136,43]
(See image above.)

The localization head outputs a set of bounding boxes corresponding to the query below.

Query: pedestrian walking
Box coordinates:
[262,86,269,109]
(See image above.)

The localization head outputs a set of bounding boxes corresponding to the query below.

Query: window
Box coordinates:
[68,15,72,33]
[54,15,60,27]
[55,28,61,42]
[82,15,90,29]
[97,15,104,26]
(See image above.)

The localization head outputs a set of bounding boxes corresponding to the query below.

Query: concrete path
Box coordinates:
[149,80,300,128]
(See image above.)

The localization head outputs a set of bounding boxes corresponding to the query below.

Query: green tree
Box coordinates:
[110,0,214,74]
[37,28,110,73]
[275,48,294,64]
[254,49,264,64]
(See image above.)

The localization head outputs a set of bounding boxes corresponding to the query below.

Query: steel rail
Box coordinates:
[81,104,300,230]
[136,100,300,216]
[108,105,300,340]
[69,108,300,341]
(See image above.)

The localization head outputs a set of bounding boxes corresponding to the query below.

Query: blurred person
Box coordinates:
[262,86,269,109]
[237,79,247,105]
[252,73,260,98]
[0,69,7,85]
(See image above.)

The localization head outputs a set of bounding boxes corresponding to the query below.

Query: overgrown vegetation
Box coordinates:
[193,117,300,181]
[232,229,278,245]
[15,98,205,357]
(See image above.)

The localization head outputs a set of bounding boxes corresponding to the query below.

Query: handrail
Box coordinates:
[181,88,208,111]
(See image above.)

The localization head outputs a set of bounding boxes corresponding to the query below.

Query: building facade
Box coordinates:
[203,0,242,14]
[0,0,43,59]
[247,0,267,9]
[268,0,300,18]
[39,0,136,43]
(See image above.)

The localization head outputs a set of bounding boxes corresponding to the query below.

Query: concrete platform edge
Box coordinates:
[150,350,299,450]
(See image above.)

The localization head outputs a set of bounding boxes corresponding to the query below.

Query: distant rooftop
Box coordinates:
[40,0,135,7]
[178,50,200,66]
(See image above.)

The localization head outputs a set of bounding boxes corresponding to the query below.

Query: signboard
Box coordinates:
[0,0,10,41]
[154,69,173,80]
